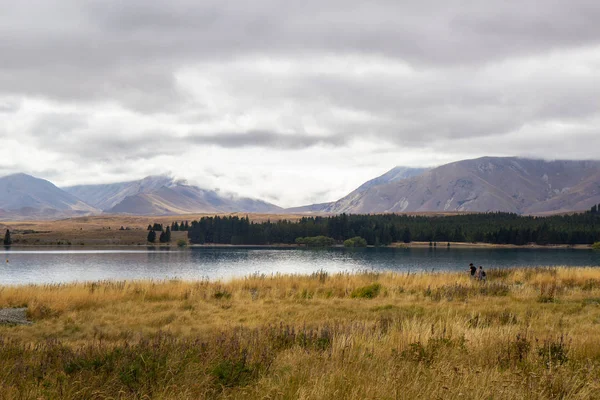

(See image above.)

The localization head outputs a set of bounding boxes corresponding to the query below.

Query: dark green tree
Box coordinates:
[152,223,163,231]
[159,226,171,243]
[147,230,156,243]
[3,229,11,246]
[402,227,411,243]
[147,224,152,230]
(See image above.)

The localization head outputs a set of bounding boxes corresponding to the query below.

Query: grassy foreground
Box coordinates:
[1,268,600,399]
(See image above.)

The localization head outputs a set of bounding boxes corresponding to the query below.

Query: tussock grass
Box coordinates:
[1,267,600,398]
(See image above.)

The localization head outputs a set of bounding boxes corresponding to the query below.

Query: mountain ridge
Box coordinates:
[65,176,282,216]
[0,173,100,220]
[300,157,600,215]
[2,156,599,220]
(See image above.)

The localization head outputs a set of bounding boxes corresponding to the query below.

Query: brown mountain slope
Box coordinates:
[325,157,600,214]
[285,167,427,213]
[0,173,99,220]
[107,184,282,215]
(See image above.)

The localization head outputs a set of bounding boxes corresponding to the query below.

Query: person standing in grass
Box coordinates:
[481,267,487,282]
[469,263,477,279]
[476,266,485,281]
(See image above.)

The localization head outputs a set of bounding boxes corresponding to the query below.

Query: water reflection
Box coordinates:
[0,247,598,285]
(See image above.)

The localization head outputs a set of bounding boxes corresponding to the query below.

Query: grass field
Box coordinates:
[1,267,600,398]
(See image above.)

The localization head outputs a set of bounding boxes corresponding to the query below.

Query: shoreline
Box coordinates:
[1,241,595,250]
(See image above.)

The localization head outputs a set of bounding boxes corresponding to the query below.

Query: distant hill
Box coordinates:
[0,173,99,219]
[64,176,175,210]
[65,176,282,215]
[2,157,599,219]
[285,167,427,213]
[353,167,429,193]
[310,157,600,214]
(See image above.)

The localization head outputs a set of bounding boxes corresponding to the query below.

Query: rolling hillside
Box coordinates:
[0,173,99,219]
[315,157,600,214]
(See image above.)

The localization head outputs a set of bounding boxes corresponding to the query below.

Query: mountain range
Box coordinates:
[290,157,600,214]
[0,156,599,219]
[0,174,281,220]
[63,176,281,216]
[0,173,99,219]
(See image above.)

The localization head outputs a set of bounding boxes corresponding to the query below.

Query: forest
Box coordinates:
[182,206,600,246]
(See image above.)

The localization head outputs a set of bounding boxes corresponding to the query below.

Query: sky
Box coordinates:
[1,1,600,208]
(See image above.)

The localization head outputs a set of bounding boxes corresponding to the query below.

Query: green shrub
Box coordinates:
[213,290,232,300]
[592,242,600,250]
[343,237,367,247]
[295,236,335,247]
[351,283,382,299]
[537,335,569,368]
[176,239,187,248]
[211,358,254,387]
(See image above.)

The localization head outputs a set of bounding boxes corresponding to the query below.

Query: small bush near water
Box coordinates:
[343,236,367,247]
[295,236,335,247]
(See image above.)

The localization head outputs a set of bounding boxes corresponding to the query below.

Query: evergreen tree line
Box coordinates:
[147,222,190,232]
[147,226,172,243]
[183,209,600,246]
[170,221,190,231]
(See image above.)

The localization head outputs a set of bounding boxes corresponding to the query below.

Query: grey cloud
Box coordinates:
[2,0,600,108]
[188,131,347,149]
[28,113,180,161]
[30,112,89,136]
[0,99,21,113]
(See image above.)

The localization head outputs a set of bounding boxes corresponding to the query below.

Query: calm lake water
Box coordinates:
[0,247,599,285]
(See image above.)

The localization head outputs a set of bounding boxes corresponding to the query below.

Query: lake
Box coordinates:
[0,247,599,285]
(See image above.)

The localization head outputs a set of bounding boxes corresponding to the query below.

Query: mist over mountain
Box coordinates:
[299,157,600,215]
[64,176,176,210]
[65,176,282,216]
[0,174,280,220]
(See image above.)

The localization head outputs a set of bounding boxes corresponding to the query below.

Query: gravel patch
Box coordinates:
[0,307,32,325]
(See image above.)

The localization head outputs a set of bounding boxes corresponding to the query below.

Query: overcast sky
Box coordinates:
[2,1,600,207]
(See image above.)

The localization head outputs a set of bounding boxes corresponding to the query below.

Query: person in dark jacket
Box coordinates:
[469,263,477,278]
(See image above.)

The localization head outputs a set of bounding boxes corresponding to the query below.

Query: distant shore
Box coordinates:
[1,241,595,250]
[2,213,598,249]
[396,241,594,250]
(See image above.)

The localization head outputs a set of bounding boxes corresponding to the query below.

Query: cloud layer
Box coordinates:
[1,1,600,207]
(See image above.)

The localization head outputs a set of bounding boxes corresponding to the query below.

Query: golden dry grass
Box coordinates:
[0,267,600,398]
